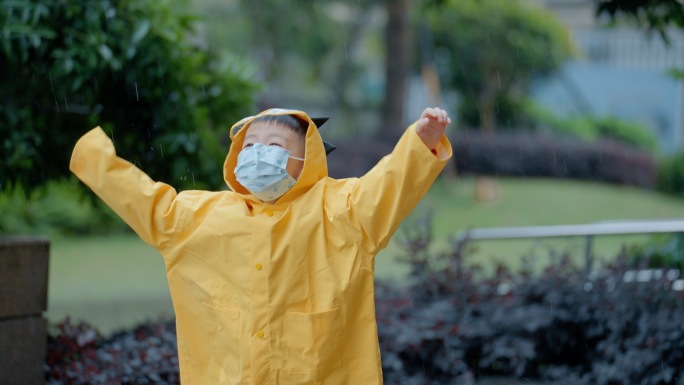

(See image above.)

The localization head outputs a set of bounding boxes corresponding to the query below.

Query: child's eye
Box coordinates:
[244,143,253,148]
[269,143,282,147]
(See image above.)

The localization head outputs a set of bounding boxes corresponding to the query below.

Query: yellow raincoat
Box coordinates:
[69,109,452,385]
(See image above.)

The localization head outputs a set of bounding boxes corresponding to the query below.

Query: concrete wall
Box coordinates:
[0,237,50,385]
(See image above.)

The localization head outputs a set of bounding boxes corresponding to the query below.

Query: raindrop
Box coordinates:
[48,71,54,91]
[202,85,206,96]
[64,96,69,111]
[135,82,139,101]
[159,144,164,158]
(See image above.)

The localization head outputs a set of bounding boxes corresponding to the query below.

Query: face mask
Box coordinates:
[234,143,305,201]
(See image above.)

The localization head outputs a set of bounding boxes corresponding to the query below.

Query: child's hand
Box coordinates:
[415,107,451,150]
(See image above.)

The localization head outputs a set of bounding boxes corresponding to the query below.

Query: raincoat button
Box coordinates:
[266,210,273,217]
[255,263,263,271]
[256,331,265,339]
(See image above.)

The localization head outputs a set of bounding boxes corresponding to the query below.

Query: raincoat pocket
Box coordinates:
[283,308,342,375]
[204,304,241,373]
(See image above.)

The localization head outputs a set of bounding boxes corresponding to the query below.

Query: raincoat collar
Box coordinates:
[224,109,328,205]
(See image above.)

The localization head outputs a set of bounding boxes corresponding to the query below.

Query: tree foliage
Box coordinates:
[423,0,575,132]
[235,0,346,81]
[229,0,380,97]
[0,0,260,191]
[597,0,684,42]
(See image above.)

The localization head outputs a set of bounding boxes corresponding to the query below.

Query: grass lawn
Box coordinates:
[47,176,684,335]
[48,234,172,336]
[376,176,684,279]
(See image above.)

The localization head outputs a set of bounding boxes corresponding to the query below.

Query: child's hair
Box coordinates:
[252,115,308,141]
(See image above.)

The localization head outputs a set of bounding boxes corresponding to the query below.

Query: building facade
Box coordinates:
[527,0,684,152]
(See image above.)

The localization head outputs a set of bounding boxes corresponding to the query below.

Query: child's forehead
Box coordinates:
[245,122,297,139]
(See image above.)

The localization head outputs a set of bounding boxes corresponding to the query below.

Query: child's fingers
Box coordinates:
[422,107,440,121]
[422,107,449,125]
[415,117,430,133]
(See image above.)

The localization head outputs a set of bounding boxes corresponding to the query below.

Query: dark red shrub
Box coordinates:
[453,130,657,188]
[45,317,179,385]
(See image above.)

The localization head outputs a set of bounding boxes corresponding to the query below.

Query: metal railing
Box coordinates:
[454,218,684,275]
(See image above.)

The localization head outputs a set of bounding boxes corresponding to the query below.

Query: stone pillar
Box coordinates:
[0,236,50,385]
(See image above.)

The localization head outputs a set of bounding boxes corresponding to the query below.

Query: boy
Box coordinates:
[69,107,452,385]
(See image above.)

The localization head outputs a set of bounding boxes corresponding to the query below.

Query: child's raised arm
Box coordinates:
[70,127,188,250]
[343,108,452,254]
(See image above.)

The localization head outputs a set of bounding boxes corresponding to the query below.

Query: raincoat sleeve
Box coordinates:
[69,127,188,249]
[346,123,452,254]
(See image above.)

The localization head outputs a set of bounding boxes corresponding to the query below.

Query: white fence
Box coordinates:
[454,218,684,276]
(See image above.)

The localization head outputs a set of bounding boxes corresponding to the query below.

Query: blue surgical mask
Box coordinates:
[234,143,305,201]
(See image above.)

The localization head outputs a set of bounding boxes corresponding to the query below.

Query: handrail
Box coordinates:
[454,219,684,241]
[454,219,684,275]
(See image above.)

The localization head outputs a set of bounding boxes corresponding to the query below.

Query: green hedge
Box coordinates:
[523,102,659,152]
[453,130,657,188]
[657,152,684,198]
[0,180,127,236]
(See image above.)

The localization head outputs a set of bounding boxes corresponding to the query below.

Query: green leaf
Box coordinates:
[132,20,151,44]
[668,67,684,80]
[98,44,113,61]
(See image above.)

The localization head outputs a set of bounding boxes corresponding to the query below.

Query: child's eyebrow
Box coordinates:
[244,133,289,142]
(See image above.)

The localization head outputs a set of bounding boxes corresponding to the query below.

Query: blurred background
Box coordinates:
[3,0,684,383]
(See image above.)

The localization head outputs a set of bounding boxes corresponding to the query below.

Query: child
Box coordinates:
[70,107,452,385]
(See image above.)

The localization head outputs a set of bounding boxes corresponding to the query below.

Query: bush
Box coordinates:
[453,130,657,188]
[0,181,127,236]
[377,218,684,384]
[45,317,179,385]
[626,234,684,270]
[45,218,684,384]
[592,116,658,152]
[1,0,259,192]
[326,140,395,178]
[657,152,684,198]
[523,102,659,152]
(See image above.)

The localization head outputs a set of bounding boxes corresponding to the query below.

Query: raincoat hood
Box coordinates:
[224,109,328,204]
